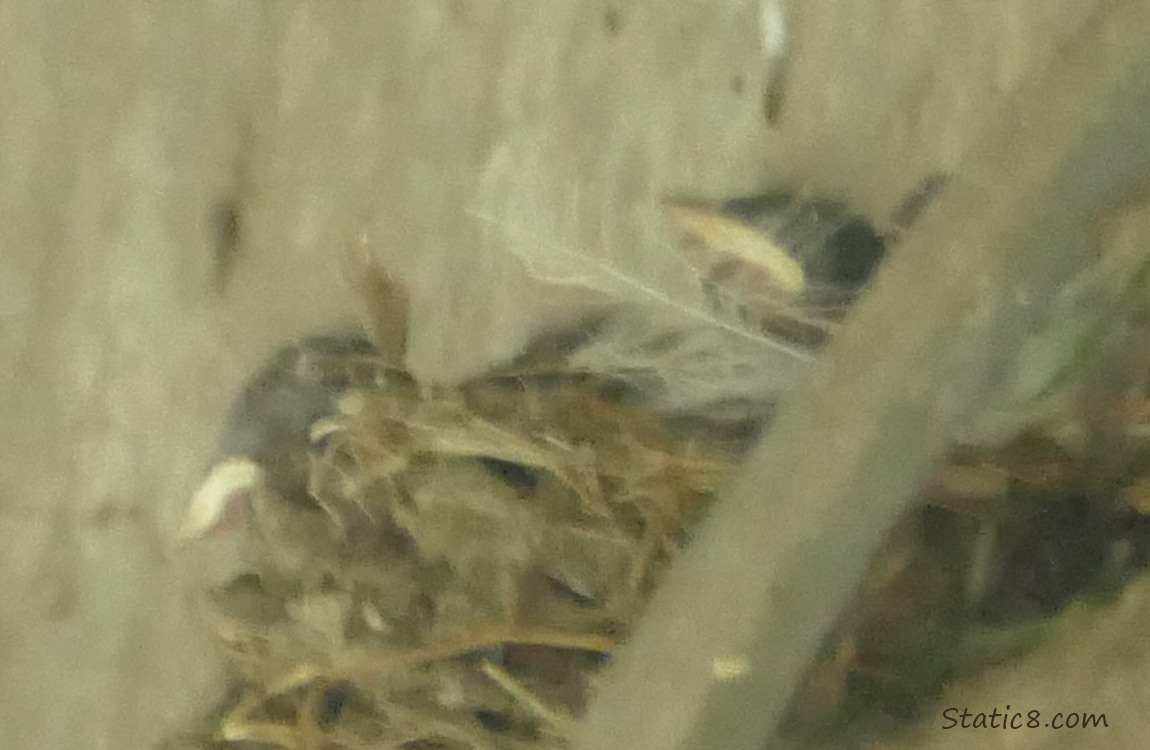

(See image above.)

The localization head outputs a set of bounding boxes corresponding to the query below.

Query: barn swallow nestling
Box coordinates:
[662,178,949,356]
[179,333,380,542]
[664,191,889,347]
[173,333,408,594]
[181,238,411,557]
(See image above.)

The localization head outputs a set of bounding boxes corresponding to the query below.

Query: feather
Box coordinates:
[467,196,843,427]
[566,310,810,420]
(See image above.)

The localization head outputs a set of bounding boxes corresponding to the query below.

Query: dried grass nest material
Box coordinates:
[166,200,816,750]
[171,351,737,750]
[163,196,1150,749]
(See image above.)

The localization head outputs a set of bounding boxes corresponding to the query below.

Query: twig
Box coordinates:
[478,659,578,736]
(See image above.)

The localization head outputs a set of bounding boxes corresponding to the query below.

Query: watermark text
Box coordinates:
[941,706,1108,730]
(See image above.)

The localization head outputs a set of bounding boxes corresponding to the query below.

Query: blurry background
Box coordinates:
[0,1,1129,747]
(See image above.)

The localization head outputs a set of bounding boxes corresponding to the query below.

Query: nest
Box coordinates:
[163,199,1150,749]
[166,350,735,750]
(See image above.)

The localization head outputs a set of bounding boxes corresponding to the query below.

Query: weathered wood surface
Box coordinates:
[0,3,773,746]
[1,1,1143,748]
